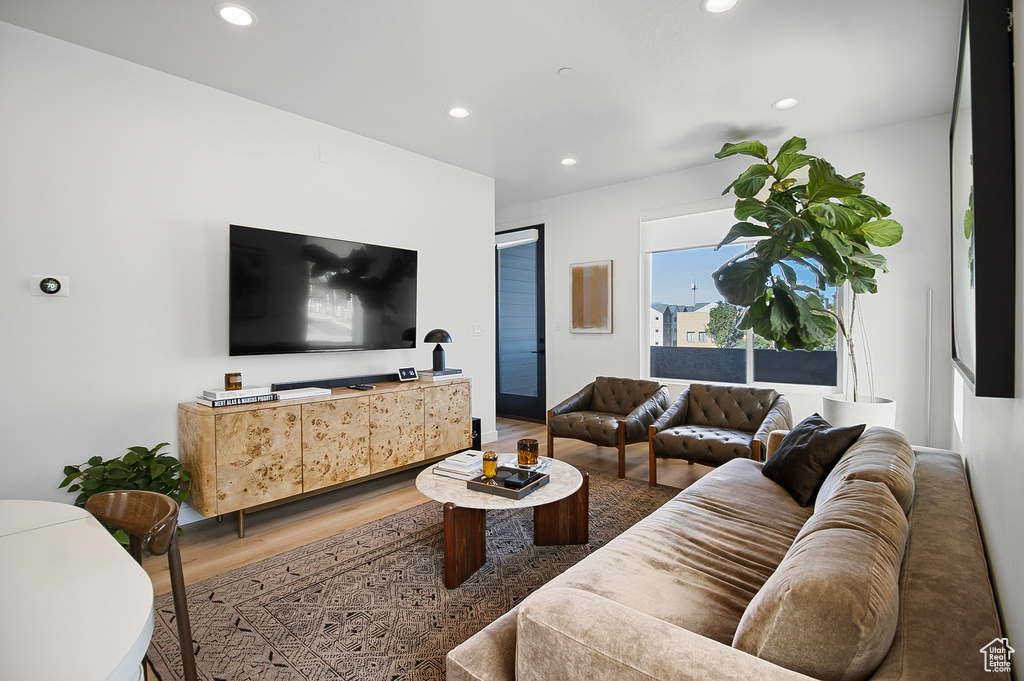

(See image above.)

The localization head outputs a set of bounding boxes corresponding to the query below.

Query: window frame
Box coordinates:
[639,207,846,392]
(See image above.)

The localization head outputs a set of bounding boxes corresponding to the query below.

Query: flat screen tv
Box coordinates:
[229,224,417,356]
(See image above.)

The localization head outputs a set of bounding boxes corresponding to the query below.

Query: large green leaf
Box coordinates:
[778,261,798,286]
[764,201,813,241]
[774,153,812,180]
[723,164,774,198]
[817,227,854,257]
[734,197,766,222]
[755,237,793,263]
[774,136,808,158]
[715,141,769,160]
[849,251,889,272]
[842,194,892,218]
[806,158,864,202]
[716,222,772,249]
[713,258,772,306]
[858,218,903,247]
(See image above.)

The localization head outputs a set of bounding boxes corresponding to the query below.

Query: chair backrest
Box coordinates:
[85,490,180,557]
[685,383,780,433]
[590,376,663,415]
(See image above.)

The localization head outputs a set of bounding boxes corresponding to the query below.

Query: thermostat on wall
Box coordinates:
[31,275,70,297]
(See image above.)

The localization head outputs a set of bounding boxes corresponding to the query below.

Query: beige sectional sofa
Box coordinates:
[447,427,1008,681]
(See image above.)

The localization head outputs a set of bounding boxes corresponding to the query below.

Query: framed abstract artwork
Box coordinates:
[571,260,613,333]
[949,0,1016,398]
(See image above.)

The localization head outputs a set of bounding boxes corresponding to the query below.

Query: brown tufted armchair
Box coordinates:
[647,383,792,486]
[548,376,670,478]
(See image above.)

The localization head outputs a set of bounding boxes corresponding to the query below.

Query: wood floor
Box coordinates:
[143,417,711,596]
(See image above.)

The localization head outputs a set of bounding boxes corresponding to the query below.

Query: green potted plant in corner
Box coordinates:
[59,442,191,544]
[711,136,903,427]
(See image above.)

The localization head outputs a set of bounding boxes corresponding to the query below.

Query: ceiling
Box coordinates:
[0,0,963,208]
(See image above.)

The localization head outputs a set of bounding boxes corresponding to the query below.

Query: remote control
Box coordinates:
[347,384,375,390]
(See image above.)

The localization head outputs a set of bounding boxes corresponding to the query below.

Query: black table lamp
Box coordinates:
[424,328,452,371]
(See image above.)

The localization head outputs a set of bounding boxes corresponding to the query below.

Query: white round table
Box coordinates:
[0,500,154,681]
[416,455,589,588]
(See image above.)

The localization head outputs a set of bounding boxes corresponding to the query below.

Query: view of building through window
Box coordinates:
[650,244,838,386]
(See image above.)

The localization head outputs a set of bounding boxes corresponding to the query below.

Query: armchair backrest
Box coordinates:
[685,383,780,433]
[591,376,664,416]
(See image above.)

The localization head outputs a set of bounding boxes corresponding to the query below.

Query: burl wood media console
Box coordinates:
[177,378,471,536]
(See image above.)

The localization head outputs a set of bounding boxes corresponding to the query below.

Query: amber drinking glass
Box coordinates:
[482,451,499,483]
[517,438,539,468]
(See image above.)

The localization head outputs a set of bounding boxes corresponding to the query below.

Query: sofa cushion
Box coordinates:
[533,458,813,645]
[816,426,916,514]
[734,478,908,681]
[686,383,780,433]
[761,413,865,506]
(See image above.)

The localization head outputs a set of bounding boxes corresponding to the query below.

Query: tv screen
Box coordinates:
[229,225,417,356]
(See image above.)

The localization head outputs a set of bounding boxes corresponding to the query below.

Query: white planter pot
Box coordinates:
[821,394,897,429]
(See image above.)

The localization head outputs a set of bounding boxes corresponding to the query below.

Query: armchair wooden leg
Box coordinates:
[648,425,657,487]
[546,410,555,460]
[617,423,626,478]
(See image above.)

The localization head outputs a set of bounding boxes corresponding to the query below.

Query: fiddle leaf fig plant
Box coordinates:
[712,136,903,400]
[59,442,191,544]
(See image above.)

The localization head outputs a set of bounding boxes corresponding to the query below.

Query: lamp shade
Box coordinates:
[423,328,452,344]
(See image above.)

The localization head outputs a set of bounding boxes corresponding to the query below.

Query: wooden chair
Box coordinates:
[86,490,197,681]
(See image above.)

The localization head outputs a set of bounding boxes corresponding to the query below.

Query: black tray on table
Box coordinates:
[466,466,549,499]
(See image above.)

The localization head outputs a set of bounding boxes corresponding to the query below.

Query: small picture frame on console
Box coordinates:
[397,366,417,382]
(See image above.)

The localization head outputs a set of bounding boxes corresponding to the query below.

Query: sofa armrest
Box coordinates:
[651,389,689,432]
[447,606,519,681]
[753,396,793,448]
[549,383,594,418]
[516,588,817,681]
[764,430,789,460]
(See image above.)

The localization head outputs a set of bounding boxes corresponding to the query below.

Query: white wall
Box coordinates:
[498,116,953,448]
[0,22,497,510]
[949,0,1023,648]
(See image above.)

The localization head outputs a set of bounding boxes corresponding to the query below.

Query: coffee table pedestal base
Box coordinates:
[443,503,487,590]
[441,472,590,589]
[534,471,589,545]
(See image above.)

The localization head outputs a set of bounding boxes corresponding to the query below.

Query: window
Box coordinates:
[643,210,838,387]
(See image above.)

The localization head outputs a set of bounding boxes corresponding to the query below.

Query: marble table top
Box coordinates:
[416,455,582,510]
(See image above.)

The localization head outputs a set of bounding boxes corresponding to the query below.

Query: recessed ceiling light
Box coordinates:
[446,106,472,119]
[701,0,740,14]
[557,67,575,77]
[772,97,800,110]
[560,158,578,166]
[215,3,257,26]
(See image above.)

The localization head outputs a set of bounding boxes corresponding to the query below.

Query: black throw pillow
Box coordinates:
[762,413,866,506]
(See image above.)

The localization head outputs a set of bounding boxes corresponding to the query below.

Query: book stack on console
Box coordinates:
[417,368,463,382]
[196,386,278,408]
[433,450,484,480]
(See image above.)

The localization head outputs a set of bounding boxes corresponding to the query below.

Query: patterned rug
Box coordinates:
[148,468,681,680]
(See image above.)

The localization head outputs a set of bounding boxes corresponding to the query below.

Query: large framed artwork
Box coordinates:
[950,0,1016,398]
[571,260,612,333]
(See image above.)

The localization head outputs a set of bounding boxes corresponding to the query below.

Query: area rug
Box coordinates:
[148,468,681,681]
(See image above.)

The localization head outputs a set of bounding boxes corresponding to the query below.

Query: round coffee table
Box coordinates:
[416,455,589,588]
